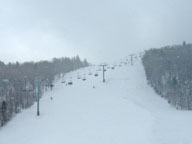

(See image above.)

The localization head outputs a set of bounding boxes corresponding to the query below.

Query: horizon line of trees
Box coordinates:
[0,55,89,126]
[142,42,192,110]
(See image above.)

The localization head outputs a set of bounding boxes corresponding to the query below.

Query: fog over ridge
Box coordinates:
[0,0,192,63]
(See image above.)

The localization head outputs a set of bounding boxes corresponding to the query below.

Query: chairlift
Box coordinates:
[68,77,73,85]
[77,76,81,79]
[94,73,99,77]
[68,80,73,85]
[88,69,92,75]
[68,81,73,85]
[82,74,86,81]
[82,78,86,81]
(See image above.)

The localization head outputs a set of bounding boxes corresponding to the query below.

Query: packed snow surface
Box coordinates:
[1,59,192,144]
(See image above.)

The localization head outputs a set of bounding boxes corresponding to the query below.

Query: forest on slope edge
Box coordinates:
[0,56,89,126]
[142,42,192,110]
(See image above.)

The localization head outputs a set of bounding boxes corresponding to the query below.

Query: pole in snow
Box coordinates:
[37,79,40,116]
[130,54,134,66]
[102,65,105,83]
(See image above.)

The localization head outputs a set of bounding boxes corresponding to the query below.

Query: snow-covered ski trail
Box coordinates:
[0,59,192,144]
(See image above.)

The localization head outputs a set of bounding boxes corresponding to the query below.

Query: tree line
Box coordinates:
[142,42,192,110]
[0,56,89,126]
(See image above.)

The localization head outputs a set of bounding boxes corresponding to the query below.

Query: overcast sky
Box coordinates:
[0,0,192,63]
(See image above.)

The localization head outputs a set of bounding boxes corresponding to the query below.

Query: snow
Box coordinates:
[1,58,192,144]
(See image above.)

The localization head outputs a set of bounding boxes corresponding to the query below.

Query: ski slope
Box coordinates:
[0,58,192,144]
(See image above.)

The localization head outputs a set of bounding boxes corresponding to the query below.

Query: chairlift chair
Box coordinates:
[82,78,86,81]
[68,80,73,85]
[77,76,81,79]
[94,73,99,77]
[82,74,86,81]
[82,77,86,81]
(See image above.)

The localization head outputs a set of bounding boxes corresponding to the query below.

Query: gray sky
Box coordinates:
[0,0,192,63]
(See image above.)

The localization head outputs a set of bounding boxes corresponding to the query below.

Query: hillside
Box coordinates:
[0,57,192,144]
